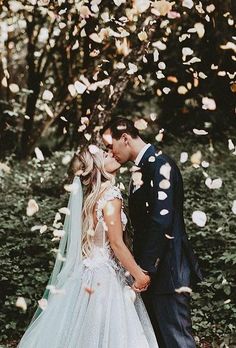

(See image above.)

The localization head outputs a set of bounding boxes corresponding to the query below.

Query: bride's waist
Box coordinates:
[82,245,120,269]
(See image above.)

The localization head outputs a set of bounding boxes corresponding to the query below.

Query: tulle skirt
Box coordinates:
[17,250,158,348]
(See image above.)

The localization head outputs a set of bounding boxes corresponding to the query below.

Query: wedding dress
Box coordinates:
[17,180,158,348]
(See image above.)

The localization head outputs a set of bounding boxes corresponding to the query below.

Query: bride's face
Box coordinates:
[103,150,121,174]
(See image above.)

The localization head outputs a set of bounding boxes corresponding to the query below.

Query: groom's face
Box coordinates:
[102,129,130,164]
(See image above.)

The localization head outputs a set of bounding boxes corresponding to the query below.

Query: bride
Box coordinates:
[17,146,158,348]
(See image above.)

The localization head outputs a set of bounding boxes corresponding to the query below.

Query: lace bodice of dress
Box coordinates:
[92,185,127,249]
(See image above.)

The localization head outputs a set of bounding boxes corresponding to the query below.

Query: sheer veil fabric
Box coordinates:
[18,176,83,342]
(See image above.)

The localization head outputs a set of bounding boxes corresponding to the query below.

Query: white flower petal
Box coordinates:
[160,163,171,180]
[74,80,87,94]
[165,234,174,239]
[26,199,39,216]
[180,152,188,163]
[205,177,222,189]
[228,139,235,151]
[16,297,27,311]
[182,0,194,9]
[232,200,236,214]
[190,151,202,165]
[35,147,44,161]
[193,128,208,135]
[158,191,167,200]
[134,118,147,130]
[58,207,70,215]
[202,97,216,110]
[160,209,169,215]
[133,0,150,13]
[148,156,156,162]
[159,179,170,190]
[175,286,192,294]
[42,90,53,101]
[192,210,207,227]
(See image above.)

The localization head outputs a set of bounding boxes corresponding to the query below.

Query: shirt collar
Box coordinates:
[134,143,151,166]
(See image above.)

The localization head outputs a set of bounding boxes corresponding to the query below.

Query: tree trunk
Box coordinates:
[20,17,41,158]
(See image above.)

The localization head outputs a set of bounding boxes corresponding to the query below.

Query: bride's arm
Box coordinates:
[103,198,150,290]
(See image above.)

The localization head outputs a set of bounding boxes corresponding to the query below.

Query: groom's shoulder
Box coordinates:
[143,145,180,173]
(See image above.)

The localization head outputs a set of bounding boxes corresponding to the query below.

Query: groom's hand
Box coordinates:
[132,273,151,292]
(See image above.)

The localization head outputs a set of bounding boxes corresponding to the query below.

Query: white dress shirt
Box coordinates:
[134,143,151,166]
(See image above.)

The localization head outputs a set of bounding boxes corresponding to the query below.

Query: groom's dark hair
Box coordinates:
[100,117,140,140]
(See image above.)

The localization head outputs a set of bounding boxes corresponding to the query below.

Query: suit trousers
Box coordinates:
[141,289,196,348]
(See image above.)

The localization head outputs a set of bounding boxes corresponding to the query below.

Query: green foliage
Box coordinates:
[0,153,69,343]
[0,138,236,347]
[159,136,236,346]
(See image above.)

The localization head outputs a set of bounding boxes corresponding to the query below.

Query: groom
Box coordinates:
[101,118,203,348]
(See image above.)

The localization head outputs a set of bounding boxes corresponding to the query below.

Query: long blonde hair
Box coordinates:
[68,147,114,257]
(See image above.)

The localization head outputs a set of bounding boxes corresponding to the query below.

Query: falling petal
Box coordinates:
[134,119,147,130]
[138,31,148,41]
[193,129,208,135]
[40,225,47,234]
[178,86,188,94]
[202,97,216,110]
[201,161,209,168]
[16,297,27,311]
[84,133,92,141]
[175,286,192,294]
[165,234,174,239]
[89,33,102,43]
[132,172,143,187]
[205,177,222,189]
[9,83,19,93]
[231,200,236,214]
[182,0,194,9]
[148,156,156,162]
[194,22,205,38]
[158,191,167,200]
[133,0,150,13]
[160,209,169,215]
[159,179,170,189]
[160,163,171,180]
[228,139,235,151]
[88,144,99,154]
[68,84,77,97]
[85,287,95,295]
[26,199,39,216]
[74,81,87,94]
[180,152,188,163]
[53,229,66,238]
[35,147,44,161]
[42,90,53,101]
[190,151,202,165]
[192,211,207,227]
[151,0,173,16]
[155,132,164,142]
[127,63,138,75]
[62,154,73,165]
[58,207,70,215]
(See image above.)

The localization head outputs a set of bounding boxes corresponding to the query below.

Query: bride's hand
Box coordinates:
[132,273,151,293]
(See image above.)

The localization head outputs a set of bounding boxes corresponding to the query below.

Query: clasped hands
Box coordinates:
[131,269,151,293]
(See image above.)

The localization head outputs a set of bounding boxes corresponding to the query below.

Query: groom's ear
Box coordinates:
[121,133,129,145]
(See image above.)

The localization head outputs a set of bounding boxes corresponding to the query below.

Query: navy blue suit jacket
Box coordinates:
[128,145,203,294]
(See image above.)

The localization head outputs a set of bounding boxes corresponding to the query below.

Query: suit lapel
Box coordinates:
[137,145,157,168]
[129,145,157,197]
